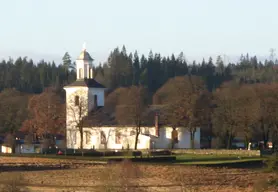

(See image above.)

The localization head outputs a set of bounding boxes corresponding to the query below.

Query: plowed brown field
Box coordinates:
[0,156,276,192]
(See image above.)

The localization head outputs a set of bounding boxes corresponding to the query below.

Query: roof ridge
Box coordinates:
[64,79,106,88]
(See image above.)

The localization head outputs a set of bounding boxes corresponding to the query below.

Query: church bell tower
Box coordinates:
[76,43,94,80]
[64,43,106,149]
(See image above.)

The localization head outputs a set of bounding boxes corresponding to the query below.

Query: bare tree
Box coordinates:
[0,89,29,135]
[261,84,278,150]
[116,86,148,150]
[156,76,208,148]
[253,83,278,149]
[21,87,65,140]
[212,82,278,149]
[236,84,260,147]
[212,82,260,149]
[212,83,242,149]
[162,103,183,149]
[254,84,272,148]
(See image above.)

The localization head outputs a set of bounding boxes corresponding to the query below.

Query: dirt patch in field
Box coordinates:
[0,157,276,192]
[0,156,105,171]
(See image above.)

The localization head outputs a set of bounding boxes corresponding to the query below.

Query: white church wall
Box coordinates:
[141,127,201,149]
[152,127,201,149]
[88,127,151,150]
[68,127,151,150]
[176,127,201,149]
[67,129,77,149]
[67,126,201,150]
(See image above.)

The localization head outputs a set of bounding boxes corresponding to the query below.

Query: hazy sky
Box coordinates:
[0,0,277,64]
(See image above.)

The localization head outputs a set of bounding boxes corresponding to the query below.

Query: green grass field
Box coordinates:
[175,158,263,165]
[0,152,265,167]
[175,153,260,161]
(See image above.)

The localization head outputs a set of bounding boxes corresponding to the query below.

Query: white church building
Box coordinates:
[64,45,201,150]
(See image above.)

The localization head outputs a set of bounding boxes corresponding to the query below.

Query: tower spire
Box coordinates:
[82,42,86,51]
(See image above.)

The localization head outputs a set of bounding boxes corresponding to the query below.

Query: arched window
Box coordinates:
[74,95,79,106]
[90,68,93,78]
[100,131,106,144]
[85,131,90,144]
[115,131,121,144]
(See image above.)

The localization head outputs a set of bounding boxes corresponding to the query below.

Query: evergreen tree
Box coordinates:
[62,52,73,70]
[132,51,140,85]
[62,52,75,84]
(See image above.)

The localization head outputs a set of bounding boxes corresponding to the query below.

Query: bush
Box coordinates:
[132,151,142,157]
[260,149,274,157]
[61,149,142,157]
[150,150,172,156]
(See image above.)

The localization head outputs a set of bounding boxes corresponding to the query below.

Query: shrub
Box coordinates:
[61,149,142,157]
[150,150,172,156]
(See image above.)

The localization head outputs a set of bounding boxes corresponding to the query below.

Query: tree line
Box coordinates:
[1,46,277,94]
[154,77,278,150]
[1,45,278,149]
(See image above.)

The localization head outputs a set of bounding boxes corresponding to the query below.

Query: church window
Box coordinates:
[85,131,90,144]
[115,131,121,144]
[89,68,93,78]
[74,96,79,106]
[130,130,136,136]
[100,131,106,144]
[71,131,76,144]
[171,129,179,143]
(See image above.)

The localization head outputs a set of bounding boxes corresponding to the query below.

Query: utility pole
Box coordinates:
[270,48,276,62]
[222,54,230,65]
